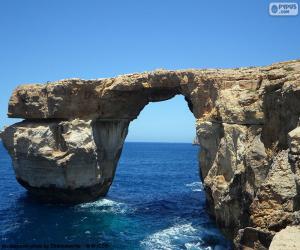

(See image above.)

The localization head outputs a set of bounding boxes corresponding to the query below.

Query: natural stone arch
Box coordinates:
[4,70,219,203]
[1,60,300,249]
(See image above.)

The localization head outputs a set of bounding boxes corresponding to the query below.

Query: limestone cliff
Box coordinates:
[1,59,300,249]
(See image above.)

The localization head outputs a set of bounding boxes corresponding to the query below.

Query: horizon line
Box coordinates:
[125,140,196,144]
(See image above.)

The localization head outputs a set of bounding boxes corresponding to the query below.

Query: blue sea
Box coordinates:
[0,142,232,250]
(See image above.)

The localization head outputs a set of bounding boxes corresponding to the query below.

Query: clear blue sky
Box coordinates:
[0,0,299,142]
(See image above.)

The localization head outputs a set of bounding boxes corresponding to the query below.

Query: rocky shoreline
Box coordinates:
[1,59,300,249]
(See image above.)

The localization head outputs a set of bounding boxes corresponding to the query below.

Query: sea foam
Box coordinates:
[77,198,132,214]
[141,223,204,250]
[186,182,203,192]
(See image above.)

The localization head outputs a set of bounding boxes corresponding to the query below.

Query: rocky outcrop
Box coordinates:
[1,59,300,249]
[2,119,128,202]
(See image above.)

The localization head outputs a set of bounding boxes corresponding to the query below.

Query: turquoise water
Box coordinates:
[0,142,232,249]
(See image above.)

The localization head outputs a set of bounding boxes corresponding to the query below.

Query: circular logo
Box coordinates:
[271,4,278,13]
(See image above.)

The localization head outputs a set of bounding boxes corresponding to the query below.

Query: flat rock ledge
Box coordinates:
[1,59,300,249]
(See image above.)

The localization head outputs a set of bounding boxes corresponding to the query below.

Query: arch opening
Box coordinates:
[101,95,231,249]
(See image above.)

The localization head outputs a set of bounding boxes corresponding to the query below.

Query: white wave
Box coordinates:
[185,242,212,250]
[141,223,205,250]
[77,198,132,214]
[79,198,120,208]
[186,182,203,192]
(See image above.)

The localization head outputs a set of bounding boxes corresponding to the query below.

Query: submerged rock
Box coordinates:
[1,59,300,249]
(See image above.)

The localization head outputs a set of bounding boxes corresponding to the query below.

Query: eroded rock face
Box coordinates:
[1,59,300,248]
[1,119,128,203]
[196,61,300,249]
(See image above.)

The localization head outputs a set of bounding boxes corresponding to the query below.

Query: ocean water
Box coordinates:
[0,142,232,250]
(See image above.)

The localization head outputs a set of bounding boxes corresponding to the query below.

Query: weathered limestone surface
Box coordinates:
[269,226,300,250]
[1,59,300,249]
[1,119,128,202]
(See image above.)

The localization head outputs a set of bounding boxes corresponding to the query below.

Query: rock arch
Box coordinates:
[3,70,218,203]
[1,60,300,248]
